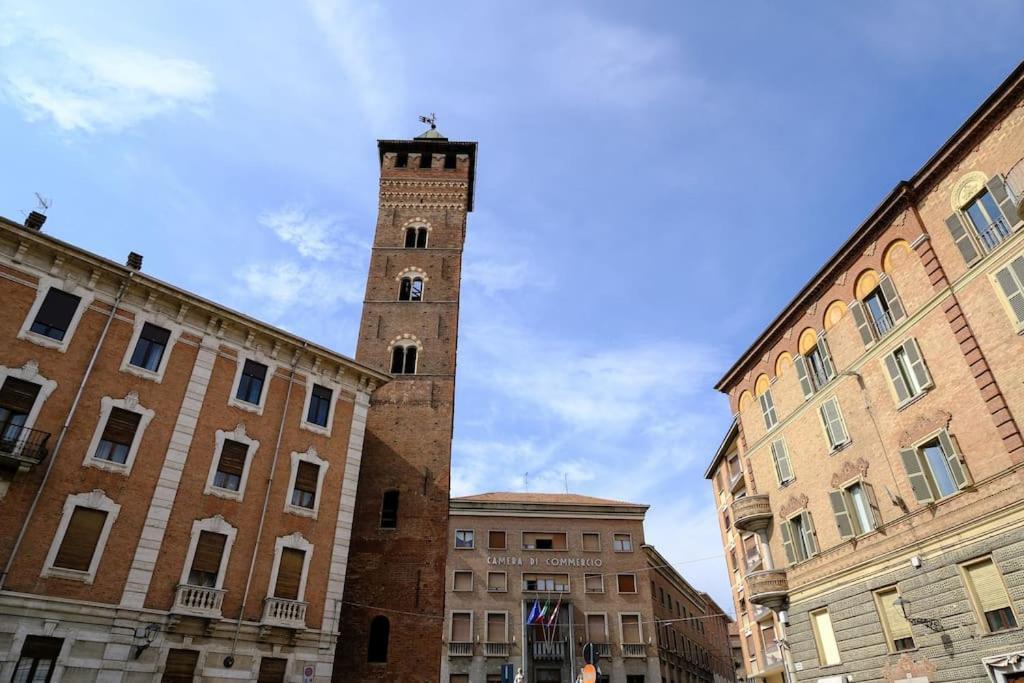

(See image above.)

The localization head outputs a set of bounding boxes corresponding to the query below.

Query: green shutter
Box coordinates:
[937,431,969,490]
[945,213,980,266]
[878,274,906,323]
[771,439,793,483]
[986,175,1021,230]
[861,482,883,530]
[816,336,836,381]
[794,356,815,400]
[801,512,819,556]
[900,448,934,504]
[821,399,848,448]
[760,391,777,430]
[995,256,1024,325]
[829,491,854,540]
[884,353,911,404]
[850,301,876,347]
[902,339,933,391]
[778,521,797,565]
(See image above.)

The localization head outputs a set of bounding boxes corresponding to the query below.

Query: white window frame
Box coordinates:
[486,571,508,593]
[581,531,602,552]
[819,397,850,452]
[179,515,237,589]
[395,267,429,302]
[484,610,509,644]
[203,424,260,501]
[612,533,634,552]
[81,392,155,475]
[454,529,475,549]
[487,529,507,550]
[0,360,58,433]
[283,447,329,519]
[585,612,609,642]
[584,573,605,593]
[619,612,644,644]
[227,351,278,415]
[267,532,313,602]
[119,312,184,383]
[616,572,639,594]
[42,490,120,583]
[389,336,422,375]
[17,275,95,353]
[299,375,341,437]
[452,570,474,592]
[450,610,473,643]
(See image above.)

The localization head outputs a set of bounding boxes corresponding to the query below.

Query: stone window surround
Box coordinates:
[179,515,238,589]
[283,447,329,519]
[450,610,473,642]
[299,375,342,438]
[400,217,433,242]
[581,530,602,552]
[395,267,429,302]
[584,573,605,594]
[150,643,294,681]
[983,650,1024,682]
[17,274,96,353]
[585,611,609,641]
[619,612,643,644]
[118,311,185,383]
[452,569,473,592]
[486,571,507,593]
[617,572,638,595]
[486,528,506,550]
[958,555,1020,635]
[203,424,260,502]
[42,489,120,584]
[227,350,278,416]
[454,528,474,549]
[612,532,634,552]
[81,392,155,476]
[484,610,509,643]
[0,360,58,433]
[267,532,313,602]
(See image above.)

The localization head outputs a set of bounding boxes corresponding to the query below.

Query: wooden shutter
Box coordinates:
[901,339,933,390]
[489,530,506,549]
[862,481,883,530]
[995,256,1024,325]
[821,399,848,447]
[0,378,41,413]
[778,521,797,565]
[295,461,319,493]
[488,572,506,591]
[190,531,226,576]
[965,559,1011,613]
[884,353,911,404]
[816,336,836,381]
[759,391,776,429]
[617,574,636,592]
[451,613,471,641]
[162,649,199,682]
[486,613,506,642]
[621,615,641,643]
[274,548,305,600]
[945,213,981,265]
[937,431,969,489]
[801,511,819,556]
[794,356,815,399]
[54,507,107,571]
[849,300,876,347]
[829,491,854,540]
[453,571,472,591]
[257,657,287,683]
[878,274,906,323]
[102,408,141,446]
[587,614,607,641]
[771,439,793,483]
[217,440,247,476]
[899,448,934,503]
[986,175,1021,230]
[35,289,81,331]
[877,589,913,642]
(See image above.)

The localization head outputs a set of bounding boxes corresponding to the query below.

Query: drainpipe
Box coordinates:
[1,273,133,589]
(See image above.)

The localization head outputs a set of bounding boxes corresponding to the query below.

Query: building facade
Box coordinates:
[706,62,1024,683]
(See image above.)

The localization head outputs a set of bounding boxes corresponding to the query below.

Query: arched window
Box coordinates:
[380,490,399,529]
[398,277,423,301]
[404,227,427,249]
[367,616,389,663]
[390,345,417,374]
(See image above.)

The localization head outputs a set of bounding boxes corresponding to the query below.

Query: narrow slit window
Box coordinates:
[380,490,399,529]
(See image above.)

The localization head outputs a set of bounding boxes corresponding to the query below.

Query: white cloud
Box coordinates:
[258,205,359,261]
[232,261,363,312]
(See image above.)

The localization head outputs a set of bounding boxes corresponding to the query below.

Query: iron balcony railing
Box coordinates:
[976,218,1012,252]
[870,308,895,337]
[172,585,225,618]
[484,642,509,657]
[532,641,566,660]
[261,597,307,629]
[0,425,51,467]
[591,643,611,658]
[448,642,472,657]
[622,643,646,658]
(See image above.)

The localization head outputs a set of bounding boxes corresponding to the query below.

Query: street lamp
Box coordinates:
[893,597,943,632]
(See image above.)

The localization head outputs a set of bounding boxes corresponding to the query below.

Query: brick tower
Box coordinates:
[333,125,476,681]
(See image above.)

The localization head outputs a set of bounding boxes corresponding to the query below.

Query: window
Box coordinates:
[961,557,1019,633]
[0,377,41,444]
[94,408,141,465]
[523,531,567,550]
[810,609,841,666]
[213,439,248,492]
[444,152,458,169]
[291,461,320,509]
[380,490,399,529]
[368,615,390,662]
[964,189,1013,250]
[273,547,306,600]
[863,286,898,337]
[12,636,62,683]
[487,571,507,592]
[523,573,570,591]
[617,573,637,593]
[455,530,474,548]
[743,534,761,571]
[390,344,418,374]
[884,339,933,405]
[306,384,332,428]
[453,570,473,591]
[419,151,433,168]
[129,323,171,372]
[236,359,268,405]
[405,227,428,248]
[486,612,507,643]
[186,531,227,587]
[451,612,472,643]
[900,431,970,504]
[587,614,608,642]
[162,649,199,683]
[398,276,424,301]
[488,530,506,549]
[874,587,915,652]
[582,532,601,551]
[829,481,880,539]
[257,658,288,683]
[945,175,1020,265]
[993,255,1024,329]
[53,507,108,572]
[394,152,408,168]
[30,288,81,341]
[819,398,849,451]
[613,533,633,552]
[584,573,604,593]
[803,340,836,394]
[779,511,818,564]
[769,438,794,485]
[758,390,777,430]
[621,614,642,643]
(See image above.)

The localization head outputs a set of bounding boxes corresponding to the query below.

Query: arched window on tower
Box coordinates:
[398,277,423,302]
[380,490,399,529]
[367,616,390,663]
[390,344,418,375]
[404,227,428,249]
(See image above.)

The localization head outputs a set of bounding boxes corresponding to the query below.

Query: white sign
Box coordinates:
[303,664,314,683]
[486,555,603,568]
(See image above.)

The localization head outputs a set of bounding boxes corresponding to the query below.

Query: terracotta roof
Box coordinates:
[451,492,646,507]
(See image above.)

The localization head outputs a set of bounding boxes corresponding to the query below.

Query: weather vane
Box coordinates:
[419,113,437,130]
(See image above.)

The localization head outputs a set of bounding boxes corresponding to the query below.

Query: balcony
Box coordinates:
[485,642,509,657]
[448,642,472,657]
[745,552,763,573]
[976,218,1013,252]
[172,585,225,619]
[590,643,611,658]
[732,494,773,532]
[0,426,51,471]
[532,641,566,660]
[261,597,307,629]
[753,604,772,622]
[747,569,788,610]
[764,642,784,669]
[622,643,646,658]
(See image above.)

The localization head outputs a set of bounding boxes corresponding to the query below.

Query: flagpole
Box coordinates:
[521,599,528,682]
[568,602,575,683]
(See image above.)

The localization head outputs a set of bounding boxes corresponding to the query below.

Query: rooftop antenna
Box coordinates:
[563,472,569,494]
[523,471,529,491]
[418,113,437,130]
[35,193,52,213]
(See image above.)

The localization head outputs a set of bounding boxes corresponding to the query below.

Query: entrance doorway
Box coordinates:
[535,669,562,683]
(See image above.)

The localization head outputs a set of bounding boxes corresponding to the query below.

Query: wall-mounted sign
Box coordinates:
[487,555,604,567]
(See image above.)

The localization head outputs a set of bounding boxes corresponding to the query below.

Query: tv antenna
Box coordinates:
[418,113,437,130]
[35,193,52,213]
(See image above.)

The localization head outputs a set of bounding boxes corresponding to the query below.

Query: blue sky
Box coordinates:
[2,0,1022,613]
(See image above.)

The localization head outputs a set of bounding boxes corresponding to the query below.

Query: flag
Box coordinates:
[526,600,541,625]
[535,599,550,624]
[546,595,561,626]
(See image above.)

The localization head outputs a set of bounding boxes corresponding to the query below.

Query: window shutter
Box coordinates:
[190,531,227,576]
[849,300,876,347]
[486,613,506,642]
[0,378,41,413]
[884,354,911,404]
[162,649,199,682]
[899,449,934,504]
[821,399,848,447]
[274,548,305,600]
[54,507,107,571]
[759,391,777,429]
[102,408,141,446]
[966,559,1010,613]
[587,614,607,641]
[878,274,906,323]
[218,440,248,476]
[771,439,793,483]
[879,591,913,641]
[295,461,319,493]
[452,613,471,641]
[828,491,854,540]
[986,175,1021,230]
[902,339,933,390]
[489,530,506,549]
[257,657,287,683]
[945,213,981,266]
[816,336,836,381]
[937,431,970,489]
[861,481,883,530]
[35,289,81,331]
[794,356,815,399]
[995,257,1024,325]
[801,512,819,556]
[778,521,797,565]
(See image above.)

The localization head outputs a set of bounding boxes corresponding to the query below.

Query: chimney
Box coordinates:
[126,252,144,270]
[24,212,47,231]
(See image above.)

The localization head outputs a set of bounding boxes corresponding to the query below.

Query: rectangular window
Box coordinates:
[779,511,818,564]
[885,339,933,405]
[522,531,567,550]
[523,573,570,592]
[187,531,227,587]
[161,649,199,683]
[743,534,761,571]
[900,432,969,504]
[451,612,471,642]
[769,438,794,485]
[759,390,778,430]
[444,153,458,169]
[587,614,608,642]
[213,439,248,491]
[613,533,633,552]
[584,573,604,593]
[486,613,507,643]
[273,548,305,600]
[95,408,141,464]
[819,398,849,451]
[873,587,915,652]
[805,338,836,390]
[236,359,268,405]
[455,529,474,548]
[53,507,107,571]
[394,152,408,168]
[964,189,1012,250]
[487,572,507,592]
[810,609,841,666]
[829,480,881,539]
[306,384,332,427]
[582,532,601,551]
[129,323,171,371]
[257,657,288,683]
[30,288,81,341]
[621,614,642,643]
[617,573,637,593]
[962,557,1018,633]
[290,461,319,509]
[0,377,41,442]
[994,255,1024,328]
[12,636,62,683]
[453,570,473,591]
[419,151,432,168]
[488,530,506,550]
